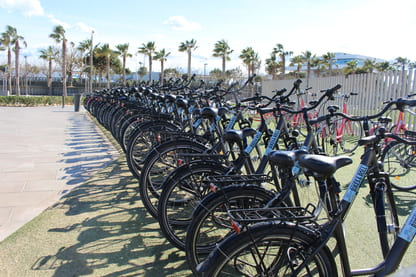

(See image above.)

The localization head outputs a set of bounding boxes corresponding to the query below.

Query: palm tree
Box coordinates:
[311,57,326,78]
[179,39,198,76]
[49,25,67,98]
[322,52,336,76]
[363,58,377,73]
[39,46,58,95]
[343,60,358,75]
[138,41,156,82]
[153,48,170,85]
[265,53,280,80]
[77,38,92,86]
[1,26,15,95]
[239,47,257,77]
[115,43,132,86]
[290,55,304,78]
[375,61,392,72]
[7,26,26,96]
[272,43,292,79]
[301,50,316,87]
[212,39,233,76]
[394,57,410,72]
[96,43,114,88]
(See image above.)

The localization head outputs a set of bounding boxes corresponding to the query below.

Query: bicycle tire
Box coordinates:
[378,181,400,256]
[157,161,230,250]
[138,139,210,219]
[340,119,362,153]
[126,120,180,179]
[199,221,337,277]
[185,184,276,275]
[381,140,416,191]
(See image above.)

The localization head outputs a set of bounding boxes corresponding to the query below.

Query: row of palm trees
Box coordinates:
[2,24,415,97]
[0,25,26,96]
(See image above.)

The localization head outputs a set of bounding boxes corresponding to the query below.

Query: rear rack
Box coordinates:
[203,174,272,186]
[228,204,318,224]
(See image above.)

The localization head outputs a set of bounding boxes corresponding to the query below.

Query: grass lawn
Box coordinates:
[0,127,415,276]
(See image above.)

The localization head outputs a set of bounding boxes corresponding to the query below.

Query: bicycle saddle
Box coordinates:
[267,149,308,168]
[299,154,352,179]
[223,128,257,146]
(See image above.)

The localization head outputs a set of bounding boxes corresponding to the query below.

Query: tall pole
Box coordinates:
[24,55,28,95]
[89,30,94,94]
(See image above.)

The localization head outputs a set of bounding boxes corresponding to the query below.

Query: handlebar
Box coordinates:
[310,97,416,126]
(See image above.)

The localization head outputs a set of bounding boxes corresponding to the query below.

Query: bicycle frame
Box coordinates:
[294,135,415,276]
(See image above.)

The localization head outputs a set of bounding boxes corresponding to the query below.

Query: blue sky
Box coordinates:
[1,0,416,75]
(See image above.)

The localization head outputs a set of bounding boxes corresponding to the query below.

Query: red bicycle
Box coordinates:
[318,92,362,156]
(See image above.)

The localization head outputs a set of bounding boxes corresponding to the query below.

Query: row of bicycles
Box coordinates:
[83,75,416,276]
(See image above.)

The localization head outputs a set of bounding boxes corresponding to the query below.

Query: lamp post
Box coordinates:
[204,63,207,82]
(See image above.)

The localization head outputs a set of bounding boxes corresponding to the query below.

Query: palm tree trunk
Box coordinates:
[106,56,110,88]
[48,58,52,95]
[62,40,67,98]
[7,48,12,95]
[281,56,286,79]
[148,55,152,82]
[15,41,20,96]
[222,57,226,76]
[187,51,191,76]
[160,60,165,85]
[122,55,126,86]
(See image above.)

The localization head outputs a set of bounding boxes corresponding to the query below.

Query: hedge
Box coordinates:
[0,96,76,106]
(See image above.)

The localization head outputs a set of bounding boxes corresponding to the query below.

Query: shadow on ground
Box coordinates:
[0,156,191,277]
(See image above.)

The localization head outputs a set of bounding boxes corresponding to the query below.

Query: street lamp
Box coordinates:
[204,63,207,82]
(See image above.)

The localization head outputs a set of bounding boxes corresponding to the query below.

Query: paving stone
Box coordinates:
[0,106,119,241]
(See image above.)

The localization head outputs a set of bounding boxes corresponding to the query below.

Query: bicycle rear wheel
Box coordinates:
[199,222,337,277]
[185,185,275,275]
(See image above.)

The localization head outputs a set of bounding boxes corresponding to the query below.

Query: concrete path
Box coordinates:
[0,105,119,242]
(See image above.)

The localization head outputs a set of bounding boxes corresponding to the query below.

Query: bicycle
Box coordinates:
[197,97,416,277]
[316,91,362,156]
[184,84,344,274]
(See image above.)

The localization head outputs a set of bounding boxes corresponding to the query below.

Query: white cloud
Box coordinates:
[0,0,44,16]
[47,14,70,29]
[75,22,95,33]
[163,16,201,31]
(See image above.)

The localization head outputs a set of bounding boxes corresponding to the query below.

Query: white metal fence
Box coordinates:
[262,70,416,129]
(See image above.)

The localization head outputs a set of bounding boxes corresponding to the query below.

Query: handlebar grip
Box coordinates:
[328,84,342,93]
[397,98,416,111]
[272,88,287,96]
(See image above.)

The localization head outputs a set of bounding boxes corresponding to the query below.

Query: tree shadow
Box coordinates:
[32,156,191,276]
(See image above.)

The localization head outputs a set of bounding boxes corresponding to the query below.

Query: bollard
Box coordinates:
[74,93,81,112]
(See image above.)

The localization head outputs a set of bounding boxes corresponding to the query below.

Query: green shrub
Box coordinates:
[0,96,77,106]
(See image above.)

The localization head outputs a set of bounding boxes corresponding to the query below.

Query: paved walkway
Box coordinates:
[0,105,119,242]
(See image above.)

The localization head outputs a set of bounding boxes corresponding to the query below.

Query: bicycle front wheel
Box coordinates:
[340,120,362,153]
[200,222,337,277]
[381,140,416,191]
